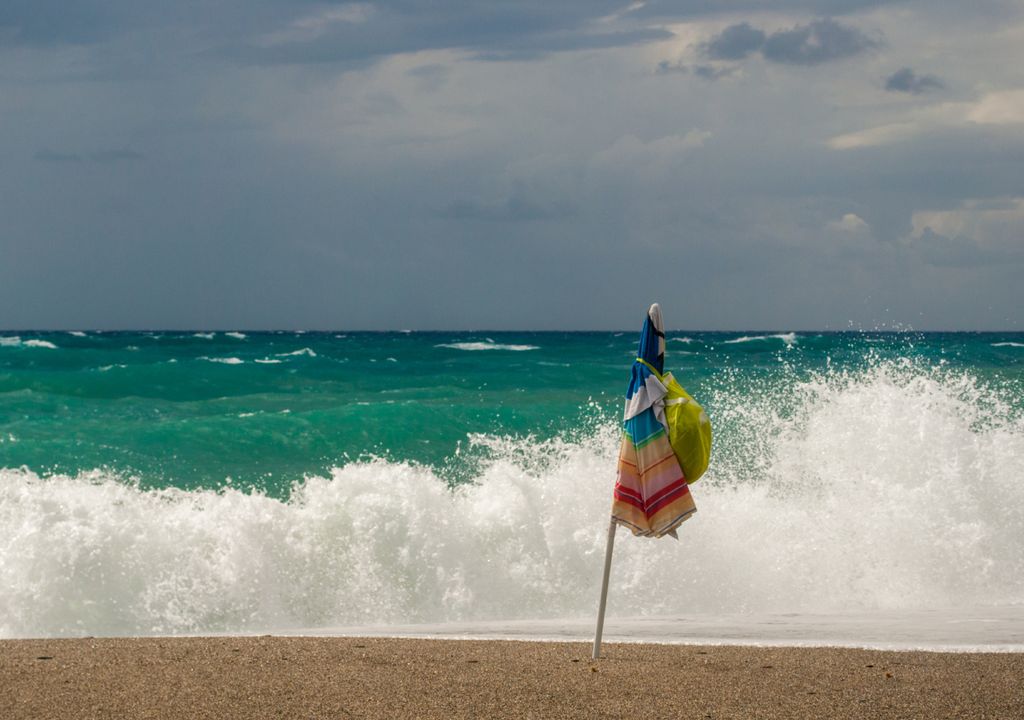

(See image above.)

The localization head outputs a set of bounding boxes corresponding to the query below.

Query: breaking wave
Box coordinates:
[0,337,59,349]
[2,359,1022,637]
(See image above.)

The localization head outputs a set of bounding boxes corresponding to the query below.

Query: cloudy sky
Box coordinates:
[2,1,1022,330]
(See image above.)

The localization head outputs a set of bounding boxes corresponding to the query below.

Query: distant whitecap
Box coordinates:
[723,333,798,346]
[275,348,317,357]
[201,356,244,365]
[437,341,539,352]
[225,332,247,340]
[0,337,59,349]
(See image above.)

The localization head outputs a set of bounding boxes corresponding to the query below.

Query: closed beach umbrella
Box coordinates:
[593,302,698,658]
[613,303,697,537]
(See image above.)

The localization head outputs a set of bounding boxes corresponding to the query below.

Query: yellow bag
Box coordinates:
[638,358,712,483]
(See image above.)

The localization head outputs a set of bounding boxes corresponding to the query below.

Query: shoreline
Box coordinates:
[3,636,1022,719]
[281,607,1024,653]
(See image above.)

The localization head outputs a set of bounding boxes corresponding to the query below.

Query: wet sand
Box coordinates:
[2,637,1022,719]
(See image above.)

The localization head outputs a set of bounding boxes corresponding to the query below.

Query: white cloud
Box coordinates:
[967,89,1024,125]
[828,213,870,232]
[258,4,375,47]
[596,2,647,25]
[828,89,1024,150]
[827,122,919,150]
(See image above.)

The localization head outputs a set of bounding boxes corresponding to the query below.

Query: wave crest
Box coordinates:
[2,360,1022,637]
[437,342,539,351]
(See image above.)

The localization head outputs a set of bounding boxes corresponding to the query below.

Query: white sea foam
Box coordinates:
[255,358,283,364]
[276,348,317,358]
[201,357,244,365]
[438,342,539,352]
[68,331,88,337]
[2,360,1023,638]
[226,332,247,340]
[992,342,1024,348]
[723,333,798,346]
[193,332,216,339]
[0,337,59,349]
[670,337,695,343]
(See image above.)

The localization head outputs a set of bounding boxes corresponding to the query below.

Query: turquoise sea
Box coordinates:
[2,330,1024,641]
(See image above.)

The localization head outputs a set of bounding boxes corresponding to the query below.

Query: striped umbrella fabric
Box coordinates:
[611,303,697,538]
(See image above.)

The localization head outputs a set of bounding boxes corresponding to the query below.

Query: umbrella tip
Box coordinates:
[648,303,663,329]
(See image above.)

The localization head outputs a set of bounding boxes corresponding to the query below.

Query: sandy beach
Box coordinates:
[2,637,1022,719]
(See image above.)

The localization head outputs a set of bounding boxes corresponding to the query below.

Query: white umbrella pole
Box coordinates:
[592,516,618,659]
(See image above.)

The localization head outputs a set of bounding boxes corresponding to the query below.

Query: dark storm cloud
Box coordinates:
[693,64,737,80]
[655,61,734,80]
[1,0,900,63]
[704,22,766,60]
[233,5,673,66]
[703,18,877,66]
[762,18,878,64]
[885,67,944,94]
[4,1,665,62]
[656,60,689,74]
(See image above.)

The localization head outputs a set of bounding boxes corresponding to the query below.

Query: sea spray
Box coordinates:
[2,359,1023,638]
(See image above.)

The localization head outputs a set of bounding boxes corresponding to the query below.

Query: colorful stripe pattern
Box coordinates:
[611,304,696,538]
[612,406,697,537]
